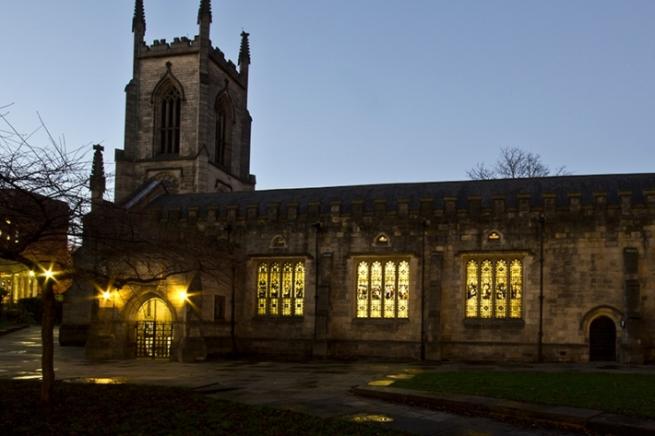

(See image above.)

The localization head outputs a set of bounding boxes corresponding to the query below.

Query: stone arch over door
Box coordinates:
[581,305,623,362]
[124,291,178,359]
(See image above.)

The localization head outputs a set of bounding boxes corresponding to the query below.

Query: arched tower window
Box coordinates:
[158,86,181,155]
[215,109,227,165]
[214,92,234,168]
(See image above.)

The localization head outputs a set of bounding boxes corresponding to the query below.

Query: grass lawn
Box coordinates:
[393,371,655,419]
[0,380,403,435]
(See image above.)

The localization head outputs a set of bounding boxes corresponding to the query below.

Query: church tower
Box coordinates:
[115,0,255,203]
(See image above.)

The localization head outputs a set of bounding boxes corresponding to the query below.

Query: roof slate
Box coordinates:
[148,173,655,214]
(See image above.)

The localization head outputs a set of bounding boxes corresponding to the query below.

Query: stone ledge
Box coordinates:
[352,385,655,435]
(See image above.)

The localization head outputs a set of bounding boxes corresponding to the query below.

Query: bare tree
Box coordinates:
[467,147,569,180]
[1,105,235,405]
[0,105,88,405]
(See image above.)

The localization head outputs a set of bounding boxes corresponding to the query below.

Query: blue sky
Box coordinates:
[1,1,653,192]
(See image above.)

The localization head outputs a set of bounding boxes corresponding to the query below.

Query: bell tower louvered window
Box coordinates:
[158,87,181,155]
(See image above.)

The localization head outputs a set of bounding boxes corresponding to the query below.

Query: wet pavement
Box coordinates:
[0,327,581,435]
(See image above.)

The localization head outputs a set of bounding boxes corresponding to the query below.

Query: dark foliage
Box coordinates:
[0,380,403,436]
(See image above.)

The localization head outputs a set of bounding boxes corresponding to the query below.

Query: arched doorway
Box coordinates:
[135,298,174,359]
[589,316,616,362]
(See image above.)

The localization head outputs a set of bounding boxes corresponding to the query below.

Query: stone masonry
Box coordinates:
[61,1,655,364]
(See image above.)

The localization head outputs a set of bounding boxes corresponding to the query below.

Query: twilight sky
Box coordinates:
[1,0,653,193]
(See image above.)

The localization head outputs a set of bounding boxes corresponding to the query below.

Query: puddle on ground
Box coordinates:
[64,377,127,385]
[12,375,42,380]
[18,342,40,347]
[367,379,394,387]
[348,413,394,423]
[386,373,415,380]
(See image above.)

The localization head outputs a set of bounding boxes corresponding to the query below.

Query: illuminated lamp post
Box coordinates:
[39,264,60,404]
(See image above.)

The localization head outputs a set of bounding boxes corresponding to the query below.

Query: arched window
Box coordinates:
[214,93,233,167]
[158,86,181,155]
[215,109,227,165]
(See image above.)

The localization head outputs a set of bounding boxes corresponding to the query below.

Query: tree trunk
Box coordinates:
[41,280,55,406]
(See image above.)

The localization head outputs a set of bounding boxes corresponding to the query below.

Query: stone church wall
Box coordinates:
[158,188,654,362]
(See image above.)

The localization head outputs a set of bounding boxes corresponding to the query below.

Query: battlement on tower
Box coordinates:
[137,37,244,86]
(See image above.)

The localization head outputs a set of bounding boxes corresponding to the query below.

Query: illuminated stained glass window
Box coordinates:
[257,264,268,316]
[398,261,409,318]
[282,264,293,316]
[480,260,493,319]
[510,260,522,318]
[370,262,383,318]
[269,263,280,316]
[256,260,305,317]
[383,261,396,318]
[495,261,508,318]
[465,260,478,318]
[294,262,305,316]
[357,262,369,318]
[356,258,410,319]
[465,257,523,319]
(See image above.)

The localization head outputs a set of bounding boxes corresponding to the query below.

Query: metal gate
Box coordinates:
[136,321,173,359]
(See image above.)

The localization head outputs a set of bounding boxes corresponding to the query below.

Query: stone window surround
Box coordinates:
[352,255,414,321]
[461,251,530,324]
[253,256,308,319]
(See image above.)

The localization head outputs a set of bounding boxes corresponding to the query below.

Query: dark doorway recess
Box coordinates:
[589,316,616,362]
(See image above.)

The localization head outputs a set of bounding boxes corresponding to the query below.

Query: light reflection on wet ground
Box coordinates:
[368,379,396,387]
[0,327,578,436]
[350,413,395,423]
[64,377,127,385]
[12,375,42,380]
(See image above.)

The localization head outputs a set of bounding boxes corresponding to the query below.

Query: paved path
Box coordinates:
[0,327,576,436]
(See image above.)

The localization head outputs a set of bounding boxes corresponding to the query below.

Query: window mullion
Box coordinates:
[477,261,481,318]
[294,263,299,317]
[266,264,271,316]
[506,258,511,319]
[395,261,399,318]
[367,261,372,318]
[491,260,496,319]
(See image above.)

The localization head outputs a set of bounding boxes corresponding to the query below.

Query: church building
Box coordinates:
[60,0,655,364]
